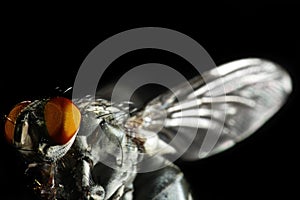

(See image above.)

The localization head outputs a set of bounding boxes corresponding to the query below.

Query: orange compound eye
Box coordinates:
[5,101,31,144]
[44,97,81,145]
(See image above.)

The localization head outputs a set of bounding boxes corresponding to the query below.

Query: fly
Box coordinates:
[3,58,292,200]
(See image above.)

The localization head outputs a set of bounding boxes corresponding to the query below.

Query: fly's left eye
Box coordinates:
[5,101,31,144]
[44,97,81,145]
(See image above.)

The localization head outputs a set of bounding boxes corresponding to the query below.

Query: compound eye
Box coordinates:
[44,97,81,145]
[5,101,31,144]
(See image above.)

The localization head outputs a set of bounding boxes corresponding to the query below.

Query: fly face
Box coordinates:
[5,97,80,160]
[4,97,82,199]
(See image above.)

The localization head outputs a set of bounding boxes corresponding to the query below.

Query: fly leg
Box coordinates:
[75,136,105,200]
[24,162,57,200]
[80,158,105,200]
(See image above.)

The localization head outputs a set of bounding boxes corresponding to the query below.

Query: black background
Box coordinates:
[0,3,299,199]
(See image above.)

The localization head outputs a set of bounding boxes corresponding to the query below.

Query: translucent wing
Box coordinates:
[134,58,292,161]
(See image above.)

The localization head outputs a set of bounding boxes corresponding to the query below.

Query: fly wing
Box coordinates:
[134,58,292,161]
